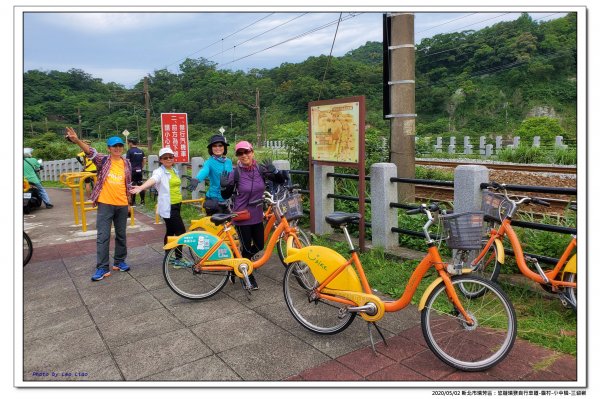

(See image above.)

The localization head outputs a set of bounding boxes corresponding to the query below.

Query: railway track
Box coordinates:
[415,184,572,215]
[416,159,576,174]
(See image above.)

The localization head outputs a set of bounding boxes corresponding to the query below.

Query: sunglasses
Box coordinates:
[236,149,252,156]
[161,155,174,160]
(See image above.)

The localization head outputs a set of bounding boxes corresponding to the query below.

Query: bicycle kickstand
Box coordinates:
[367,322,388,355]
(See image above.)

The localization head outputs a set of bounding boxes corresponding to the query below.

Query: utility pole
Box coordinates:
[386,13,416,202]
[77,107,82,138]
[255,88,261,147]
[144,77,152,152]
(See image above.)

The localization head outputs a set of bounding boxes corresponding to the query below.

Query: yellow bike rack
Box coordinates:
[60,172,135,232]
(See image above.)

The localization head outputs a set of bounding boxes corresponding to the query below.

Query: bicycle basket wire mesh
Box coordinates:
[282,193,303,221]
[440,211,485,250]
[481,190,508,222]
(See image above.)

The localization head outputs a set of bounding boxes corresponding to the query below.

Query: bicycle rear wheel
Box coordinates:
[421,275,516,371]
[563,272,576,312]
[23,232,33,266]
[458,240,501,298]
[283,261,355,334]
[163,245,229,300]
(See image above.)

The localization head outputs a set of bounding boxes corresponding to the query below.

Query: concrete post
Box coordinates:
[513,137,520,147]
[148,155,159,173]
[453,165,489,214]
[190,157,204,199]
[273,159,290,172]
[313,164,335,235]
[485,144,493,158]
[495,136,503,151]
[479,136,486,155]
[533,136,541,147]
[370,163,398,249]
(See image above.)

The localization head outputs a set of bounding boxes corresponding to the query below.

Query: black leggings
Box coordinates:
[236,222,265,259]
[163,203,186,255]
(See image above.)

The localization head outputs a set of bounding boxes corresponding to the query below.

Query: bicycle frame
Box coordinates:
[286,241,472,323]
[193,215,301,272]
[475,219,577,288]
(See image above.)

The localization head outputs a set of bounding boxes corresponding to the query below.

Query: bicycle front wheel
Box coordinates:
[163,245,229,300]
[421,275,516,371]
[23,232,33,266]
[283,261,355,335]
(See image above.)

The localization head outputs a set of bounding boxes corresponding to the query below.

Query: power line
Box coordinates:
[207,13,308,62]
[219,13,362,68]
[318,12,343,101]
[162,13,275,71]
[416,13,477,34]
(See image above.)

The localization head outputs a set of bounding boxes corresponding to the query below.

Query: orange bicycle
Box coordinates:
[282,204,517,371]
[162,186,309,299]
[187,185,310,267]
[459,182,577,311]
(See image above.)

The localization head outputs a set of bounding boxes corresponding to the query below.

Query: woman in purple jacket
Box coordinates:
[220,140,285,290]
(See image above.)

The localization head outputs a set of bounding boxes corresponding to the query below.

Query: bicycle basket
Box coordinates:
[282,193,303,221]
[481,190,507,222]
[440,211,485,250]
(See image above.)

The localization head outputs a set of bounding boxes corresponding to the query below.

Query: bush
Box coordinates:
[515,117,565,142]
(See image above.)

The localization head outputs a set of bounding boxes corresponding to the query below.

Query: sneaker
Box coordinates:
[171,259,193,269]
[112,261,130,272]
[91,268,111,281]
[250,251,264,262]
[45,204,54,209]
[140,201,145,206]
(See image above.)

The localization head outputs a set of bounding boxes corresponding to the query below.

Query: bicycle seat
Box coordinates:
[210,213,236,226]
[325,212,362,228]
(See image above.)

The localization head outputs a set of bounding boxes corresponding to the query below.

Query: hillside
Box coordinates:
[23,12,577,159]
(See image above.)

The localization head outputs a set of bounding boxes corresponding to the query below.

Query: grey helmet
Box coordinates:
[207,134,229,155]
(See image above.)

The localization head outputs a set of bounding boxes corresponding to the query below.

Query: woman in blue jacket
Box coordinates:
[196,134,233,215]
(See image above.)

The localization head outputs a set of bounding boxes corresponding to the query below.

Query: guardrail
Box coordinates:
[289,165,576,265]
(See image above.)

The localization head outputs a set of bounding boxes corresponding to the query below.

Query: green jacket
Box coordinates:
[24,157,42,185]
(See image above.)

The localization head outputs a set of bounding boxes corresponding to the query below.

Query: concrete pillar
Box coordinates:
[148,155,159,173]
[453,165,489,214]
[513,137,520,147]
[485,144,494,158]
[495,136,503,151]
[370,163,398,249]
[190,157,204,199]
[313,164,335,235]
[533,136,541,147]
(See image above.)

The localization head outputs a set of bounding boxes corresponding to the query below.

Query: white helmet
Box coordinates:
[24,148,34,157]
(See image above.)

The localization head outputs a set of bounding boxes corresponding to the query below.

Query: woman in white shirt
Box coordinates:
[130,147,189,267]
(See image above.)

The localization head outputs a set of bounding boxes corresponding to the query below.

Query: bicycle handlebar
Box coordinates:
[487,181,551,208]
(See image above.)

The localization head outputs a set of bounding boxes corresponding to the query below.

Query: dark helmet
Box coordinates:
[207,134,229,155]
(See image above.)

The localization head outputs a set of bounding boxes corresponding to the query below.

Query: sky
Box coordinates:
[21,8,570,88]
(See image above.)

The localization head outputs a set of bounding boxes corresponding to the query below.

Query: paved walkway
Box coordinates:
[19,188,577,385]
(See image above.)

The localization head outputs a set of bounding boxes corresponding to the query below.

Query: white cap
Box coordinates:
[158,147,175,158]
[24,148,34,157]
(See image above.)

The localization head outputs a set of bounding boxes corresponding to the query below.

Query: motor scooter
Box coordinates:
[23,179,42,214]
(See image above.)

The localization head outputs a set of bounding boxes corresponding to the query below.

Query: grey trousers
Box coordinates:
[96,202,128,269]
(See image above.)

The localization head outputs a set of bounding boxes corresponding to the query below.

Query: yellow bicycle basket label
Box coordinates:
[163,231,233,261]
[284,246,362,292]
